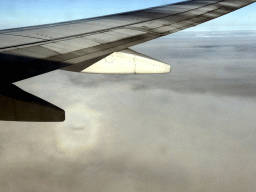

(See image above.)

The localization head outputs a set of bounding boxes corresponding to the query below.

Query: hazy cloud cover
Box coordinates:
[0,31,256,191]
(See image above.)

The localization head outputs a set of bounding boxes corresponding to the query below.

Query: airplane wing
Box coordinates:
[0,0,255,122]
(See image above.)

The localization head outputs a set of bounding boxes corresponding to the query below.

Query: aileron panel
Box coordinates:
[0,34,41,49]
[41,38,100,54]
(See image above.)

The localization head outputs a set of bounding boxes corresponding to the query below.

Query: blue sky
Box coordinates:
[0,0,256,31]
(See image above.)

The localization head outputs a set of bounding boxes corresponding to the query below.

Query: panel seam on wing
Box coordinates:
[2,33,47,40]
[0,0,225,50]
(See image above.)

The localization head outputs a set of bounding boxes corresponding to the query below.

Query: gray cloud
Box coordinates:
[1,86,256,191]
[61,31,256,98]
[1,30,256,192]
[65,70,256,98]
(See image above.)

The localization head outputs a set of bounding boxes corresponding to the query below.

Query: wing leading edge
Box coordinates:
[0,0,255,121]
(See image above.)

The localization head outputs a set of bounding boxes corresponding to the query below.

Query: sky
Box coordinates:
[0,1,256,192]
[0,0,256,31]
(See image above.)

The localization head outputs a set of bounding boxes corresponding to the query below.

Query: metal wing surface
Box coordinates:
[0,0,255,122]
[1,0,255,77]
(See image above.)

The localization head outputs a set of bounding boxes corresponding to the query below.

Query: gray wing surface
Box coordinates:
[1,0,255,75]
[0,0,255,122]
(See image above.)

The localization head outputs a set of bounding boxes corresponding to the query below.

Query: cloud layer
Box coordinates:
[1,31,256,192]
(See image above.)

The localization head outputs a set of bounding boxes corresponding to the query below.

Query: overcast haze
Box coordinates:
[0,30,255,191]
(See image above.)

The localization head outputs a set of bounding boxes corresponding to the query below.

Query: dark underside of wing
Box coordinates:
[0,0,255,121]
[0,84,65,122]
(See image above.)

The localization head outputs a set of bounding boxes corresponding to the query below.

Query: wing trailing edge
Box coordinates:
[82,49,171,74]
[0,84,65,122]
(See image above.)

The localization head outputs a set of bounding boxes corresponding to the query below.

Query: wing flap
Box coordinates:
[0,84,65,122]
[0,34,41,49]
[41,38,100,54]
[5,46,58,59]
[82,49,171,74]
